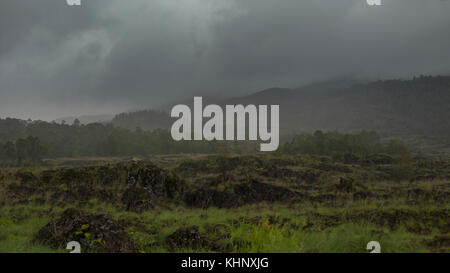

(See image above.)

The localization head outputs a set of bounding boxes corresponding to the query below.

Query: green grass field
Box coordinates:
[0,154,449,253]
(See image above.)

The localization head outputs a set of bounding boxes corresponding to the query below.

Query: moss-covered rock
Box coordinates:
[36,208,137,253]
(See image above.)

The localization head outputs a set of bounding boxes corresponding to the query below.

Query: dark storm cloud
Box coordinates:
[206,0,450,86]
[0,0,449,120]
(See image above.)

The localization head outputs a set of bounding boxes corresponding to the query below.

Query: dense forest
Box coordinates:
[279,130,410,157]
[0,118,234,162]
[0,114,411,166]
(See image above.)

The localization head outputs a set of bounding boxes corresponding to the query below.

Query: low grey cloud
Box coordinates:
[0,0,449,120]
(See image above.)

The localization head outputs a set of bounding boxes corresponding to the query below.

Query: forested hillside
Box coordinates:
[225,76,450,138]
[111,110,171,131]
[109,76,450,142]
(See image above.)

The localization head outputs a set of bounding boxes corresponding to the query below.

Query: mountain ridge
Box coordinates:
[107,76,450,153]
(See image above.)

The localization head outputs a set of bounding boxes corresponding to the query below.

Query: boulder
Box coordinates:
[36,208,137,253]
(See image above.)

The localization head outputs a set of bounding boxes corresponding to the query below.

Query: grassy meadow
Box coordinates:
[0,153,449,253]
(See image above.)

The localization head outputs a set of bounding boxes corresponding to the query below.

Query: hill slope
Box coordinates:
[113,76,449,136]
[105,76,450,153]
[226,76,450,145]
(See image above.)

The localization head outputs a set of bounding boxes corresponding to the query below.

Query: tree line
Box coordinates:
[0,118,242,164]
[279,130,410,157]
[0,136,48,165]
[0,118,412,165]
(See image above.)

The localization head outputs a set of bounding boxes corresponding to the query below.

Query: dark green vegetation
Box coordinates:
[0,119,241,161]
[0,126,411,168]
[0,153,449,253]
[280,130,409,157]
[1,110,413,166]
[0,136,48,165]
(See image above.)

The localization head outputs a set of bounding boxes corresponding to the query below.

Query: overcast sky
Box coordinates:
[1,0,450,120]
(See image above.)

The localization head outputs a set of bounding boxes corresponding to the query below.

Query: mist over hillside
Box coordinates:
[110,76,450,149]
[53,114,114,125]
[244,76,449,137]
[1,76,448,156]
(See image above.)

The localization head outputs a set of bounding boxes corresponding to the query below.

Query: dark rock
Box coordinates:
[15,170,38,183]
[7,183,35,197]
[234,179,300,203]
[426,235,450,251]
[184,179,301,208]
[126,162,184,199]
[335,177,367,193]
[298,168,321,183]
[335,153,360,164]
[183,188,236,208]
[36,208,137,253]
[366,154,393,165]
[165,226,209,250]
[122,186,154,212]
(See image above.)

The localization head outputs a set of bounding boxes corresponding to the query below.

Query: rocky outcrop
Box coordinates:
[36,208,137,253]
